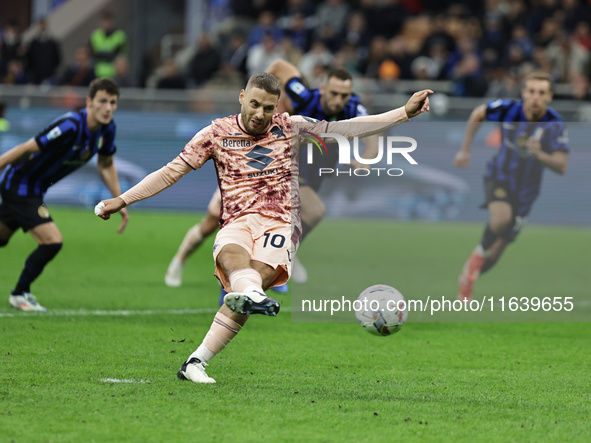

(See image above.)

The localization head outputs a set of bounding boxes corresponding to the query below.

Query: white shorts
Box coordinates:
[213,213,292,291]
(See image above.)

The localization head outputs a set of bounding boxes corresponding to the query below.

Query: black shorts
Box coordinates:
[0,190,53,232]
[481,177,517,209]
[480,177,527,243]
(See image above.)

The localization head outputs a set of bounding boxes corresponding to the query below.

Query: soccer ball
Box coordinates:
[354,284,408,336]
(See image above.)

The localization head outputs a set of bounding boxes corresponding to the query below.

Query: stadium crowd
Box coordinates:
[0,0,590,99]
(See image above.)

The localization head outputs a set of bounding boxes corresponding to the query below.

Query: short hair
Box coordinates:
[523,71,553,91]
[245,72,281,97]
[325,67,353,83]
[88,78,120,99]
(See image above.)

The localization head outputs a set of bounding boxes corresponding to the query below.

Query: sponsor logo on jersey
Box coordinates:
[245,145,275,170]
[247,168,279,178]
[222,138,252,149]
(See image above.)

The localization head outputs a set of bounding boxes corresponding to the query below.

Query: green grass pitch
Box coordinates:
[1,207,590,442]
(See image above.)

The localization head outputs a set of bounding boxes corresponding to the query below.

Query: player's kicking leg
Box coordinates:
[220,244,281,316]
[165,189,221,287]
[177,215,288,384]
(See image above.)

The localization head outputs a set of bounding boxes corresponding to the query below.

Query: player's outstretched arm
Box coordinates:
[97,153,129,233]
[0,138,40,170]
[404,89,433,118]
[95,156,193,221]
[309,90,434,140]
[454,104,486,168]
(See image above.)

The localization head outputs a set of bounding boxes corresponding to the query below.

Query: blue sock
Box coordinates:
[219,287,228,307]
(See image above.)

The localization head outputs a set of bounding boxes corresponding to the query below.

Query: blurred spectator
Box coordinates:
[315,0,350,51]
[298,41,333,83]
[569,71,591,100]
[486,68,521,98]
[563,0,591,33]
[359,36,390,78]
[504,43,528,72]
[246,32,285,76]
[187,33,221,87]
[571,21,591,52]
[60,46,96,87]
[527,0,560,36]
[282,13,312,52]
[507,24,534,60]
[156,59,186,90]
[481,13,507,61]
[219,32,249,81]
[281,37,303,67]
[448,37,488,97]
[277,0,316,21]
[338,11,372,58]
[421,14,455,55]
[360,0,407,39]
[0,102,10,132]
[3,58,28,85]
[387,37,413,79]
[503,0,528,31]
[25,18,61,85]
[112,55,134,87]
[411,56,438,80]
[534,17,560,47]
[531,45,554,74]
[546,32,589,82]
[89,10,128,79]
[247,11,283,47]
[332,43,362,75]
[0,19,23,79]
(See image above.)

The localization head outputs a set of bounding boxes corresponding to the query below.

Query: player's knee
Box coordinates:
[41,242,63,258]
[489,217,512,234]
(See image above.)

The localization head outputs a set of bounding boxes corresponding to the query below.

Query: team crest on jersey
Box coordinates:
[47,127,62,141]
[38,205,50,219]
[494,188,508,199]
[270,125,286,139]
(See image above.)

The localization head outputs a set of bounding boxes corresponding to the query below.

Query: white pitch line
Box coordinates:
[0,308,219,318]
[100,378,150,384]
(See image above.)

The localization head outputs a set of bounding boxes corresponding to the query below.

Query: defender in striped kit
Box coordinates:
[0,78,129,311]
[454,71,569,301]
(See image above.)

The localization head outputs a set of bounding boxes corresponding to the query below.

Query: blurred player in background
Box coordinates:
[97,72,432,383]
[454,71,568,301]
[0,78,129,311]
[164,59,377,287]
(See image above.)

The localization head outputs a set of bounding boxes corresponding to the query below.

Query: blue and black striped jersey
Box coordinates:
[285,76,368,121]
[0,109,117,197]
[484,99,568,211]
[285,76,368,190]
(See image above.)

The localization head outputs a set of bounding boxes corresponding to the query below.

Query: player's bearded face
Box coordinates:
[87,90,118,127]
[320,77,353,116]
[239,87,278,135]
[522,79,552,118]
